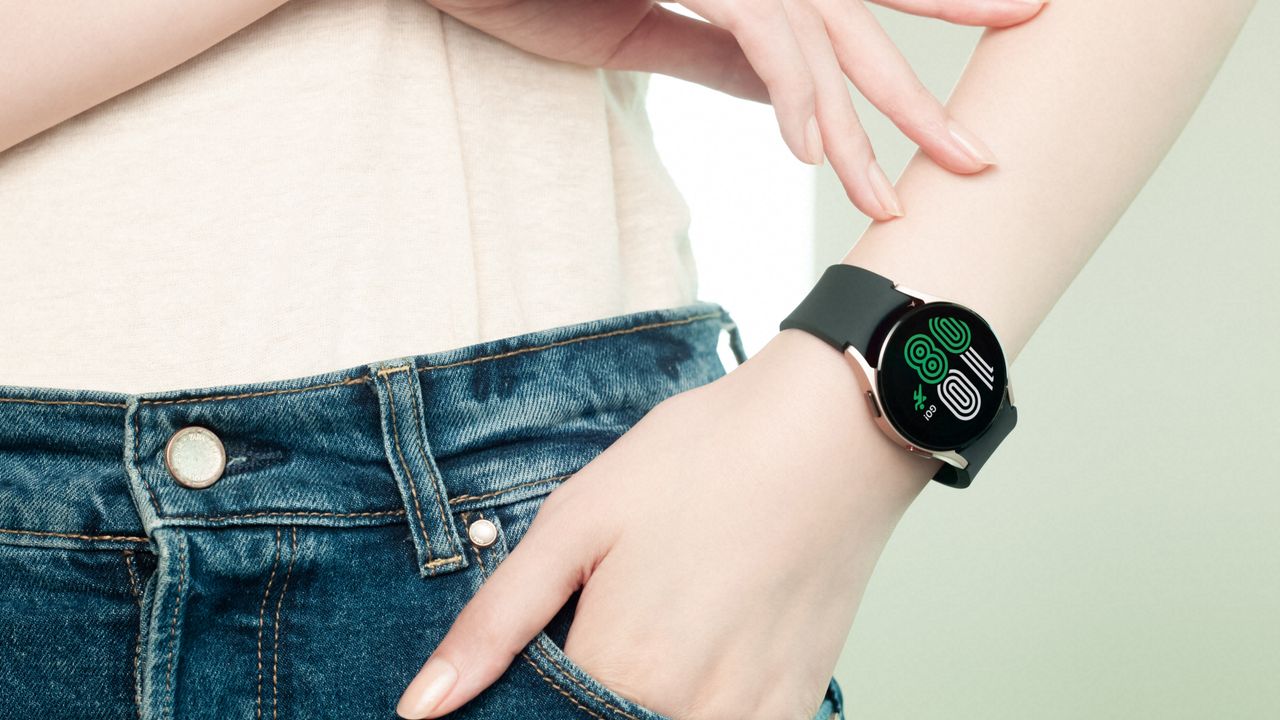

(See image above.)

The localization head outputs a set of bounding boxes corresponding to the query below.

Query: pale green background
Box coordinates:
[806,4,1279,718]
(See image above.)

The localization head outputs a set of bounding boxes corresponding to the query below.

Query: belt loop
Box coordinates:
[369,358,467,577]
[718,308,749,366]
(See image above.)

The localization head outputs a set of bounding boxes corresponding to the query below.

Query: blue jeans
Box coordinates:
[0,302,845,720]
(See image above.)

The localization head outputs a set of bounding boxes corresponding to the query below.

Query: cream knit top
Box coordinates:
[0,0,699,393]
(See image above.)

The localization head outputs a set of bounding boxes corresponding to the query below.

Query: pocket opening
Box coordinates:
[459,505,672,720]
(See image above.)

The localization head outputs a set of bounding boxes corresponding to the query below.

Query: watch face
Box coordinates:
[875,302,1008,451]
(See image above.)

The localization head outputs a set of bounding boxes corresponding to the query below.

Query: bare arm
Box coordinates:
[396,2,1258,718]
[843,0,1258,361]
[0,0,288,153]
[757,0,1258,522]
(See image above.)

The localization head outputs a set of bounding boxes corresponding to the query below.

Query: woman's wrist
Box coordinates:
[705,326,935,526]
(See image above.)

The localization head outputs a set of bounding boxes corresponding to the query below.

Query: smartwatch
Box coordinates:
[779,264,1017,488]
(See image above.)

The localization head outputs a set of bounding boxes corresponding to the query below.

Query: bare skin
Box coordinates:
[399,0,1258,718]
[1,0,1257,718]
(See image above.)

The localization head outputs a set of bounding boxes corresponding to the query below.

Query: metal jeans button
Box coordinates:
[467,518,497,547]
[164,426,226,489]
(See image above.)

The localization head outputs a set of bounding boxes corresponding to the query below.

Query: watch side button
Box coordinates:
[864,391,882,418]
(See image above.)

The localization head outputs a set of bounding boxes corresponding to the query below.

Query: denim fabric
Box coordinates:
[0,301,845,720]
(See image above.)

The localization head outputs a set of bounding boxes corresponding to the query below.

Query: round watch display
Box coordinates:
[875,301,1008,451]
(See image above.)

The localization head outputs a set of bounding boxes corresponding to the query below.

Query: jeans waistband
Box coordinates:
[0,301,748,577]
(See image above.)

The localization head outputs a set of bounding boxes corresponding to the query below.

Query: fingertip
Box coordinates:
[804,115,826,166]
[397,657,458,719]
[936,0,1047,28]
[866,161,904,219]
[987,0,1049,28]
[780,121,815,167]
[847,187,899,223]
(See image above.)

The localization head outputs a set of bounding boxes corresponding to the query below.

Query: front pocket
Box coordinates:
[459,504,673,720]
[458,500,846,720]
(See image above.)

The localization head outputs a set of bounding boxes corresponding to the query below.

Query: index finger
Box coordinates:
[870,0,1048,28]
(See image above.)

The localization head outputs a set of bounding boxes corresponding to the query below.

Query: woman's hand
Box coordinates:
[424,0,1044,220]
[397,328,937,719]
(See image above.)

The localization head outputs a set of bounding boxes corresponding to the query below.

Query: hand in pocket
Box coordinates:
[397,344,929,719]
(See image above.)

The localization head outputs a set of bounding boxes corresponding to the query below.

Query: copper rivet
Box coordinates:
[163,426,226,489]
[467,518,497,548]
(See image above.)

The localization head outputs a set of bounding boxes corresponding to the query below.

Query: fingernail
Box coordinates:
[804,115,824,166]
[397,658,457,719]
[866,161,904,218]
[947,120,998,167]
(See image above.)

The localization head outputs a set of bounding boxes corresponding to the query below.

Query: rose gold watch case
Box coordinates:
[844,282,1014,470]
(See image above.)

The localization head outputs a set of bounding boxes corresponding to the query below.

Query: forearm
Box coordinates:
[0,0,289,153]
[736,0,1255,525]
[845,0,1256,362]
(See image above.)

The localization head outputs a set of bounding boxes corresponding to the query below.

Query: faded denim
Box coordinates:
[0,302,845,720]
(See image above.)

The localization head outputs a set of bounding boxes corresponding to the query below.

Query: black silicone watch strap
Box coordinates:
[781,263,1017,489]
[778,264,911,356]
[932,393,1017,489]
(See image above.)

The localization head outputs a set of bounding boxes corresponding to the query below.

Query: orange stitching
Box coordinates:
[479,517,642,720]
[272,527,298,720]
[2,484,550,533]
[423,554,462,568]
[140,376,368,406]
[122,551,142,602]
[418,312,721,374]
[376,365,411,376]
[132,469,570,524]
[379,371,434,566]
[123,549,144,720]
[465,516,631,720]
[165,536,187,713]
[447,474,572,505]
[257,529,283,720]
[404,365,457,563]
[458,507,481,573]
[168,509,406,523]
[0,527,148,543]
[133,598,144,720]
[520,652,609,720]
[0,396,126,408]
[0,311,720,411]
[536,644,642,720]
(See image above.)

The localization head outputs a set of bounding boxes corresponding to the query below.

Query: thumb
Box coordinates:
[603,4,770,104]
[395,496,607,719]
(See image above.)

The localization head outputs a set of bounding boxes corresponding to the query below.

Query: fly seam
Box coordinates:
[417,312,721,374]
[133,607,144,720]
[133,409,163,513]
[378,371,434,567]
[122,551,141,603]
[404,366,456,564]
[124,550,144,720]
[257,529,283,720]
[272,527,298,720]
[164,536,188,719]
